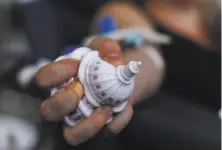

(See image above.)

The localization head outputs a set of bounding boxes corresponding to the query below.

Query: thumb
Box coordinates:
[88,37,124,66]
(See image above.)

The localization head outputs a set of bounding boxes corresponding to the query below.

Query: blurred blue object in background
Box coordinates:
[125,32,144,48]
[98,15,144,49]
[98,15,117,34]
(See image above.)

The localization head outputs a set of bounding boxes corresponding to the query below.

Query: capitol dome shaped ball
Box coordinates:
[78,51,141,112]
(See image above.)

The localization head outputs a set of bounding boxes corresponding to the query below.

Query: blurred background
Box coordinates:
[0,0,56,150]
[0,0,220,150]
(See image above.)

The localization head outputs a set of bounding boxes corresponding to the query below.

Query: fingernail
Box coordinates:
[105,53,122,65]
[41,102,55,120]
[99,106,113,117]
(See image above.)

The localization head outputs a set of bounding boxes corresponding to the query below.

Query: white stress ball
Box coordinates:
[53,47,141,113]
[77,49,142,113]
[64,97,113,126]
[64,105,85,127]
[51,47,141,126]
[64,97,95,126]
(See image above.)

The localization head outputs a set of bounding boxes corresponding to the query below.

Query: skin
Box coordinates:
[90,1,154,33]
[36,2,165,146]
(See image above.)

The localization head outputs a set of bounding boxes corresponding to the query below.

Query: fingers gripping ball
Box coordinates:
[51,47,142,127]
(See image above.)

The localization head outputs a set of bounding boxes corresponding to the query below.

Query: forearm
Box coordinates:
[90,2,165,104]
[90,1,153,33]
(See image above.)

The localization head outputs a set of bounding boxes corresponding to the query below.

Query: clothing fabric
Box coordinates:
[158,25,221,112]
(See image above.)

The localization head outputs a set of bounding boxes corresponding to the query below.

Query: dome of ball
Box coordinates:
[78,51,141,110]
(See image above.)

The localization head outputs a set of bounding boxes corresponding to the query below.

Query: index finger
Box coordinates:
[36,58,80,89]
[36,38,123,89]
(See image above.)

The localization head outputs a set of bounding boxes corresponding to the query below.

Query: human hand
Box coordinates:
[36,38,134,146]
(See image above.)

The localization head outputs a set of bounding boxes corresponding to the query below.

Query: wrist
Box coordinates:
[124,46,165,105]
